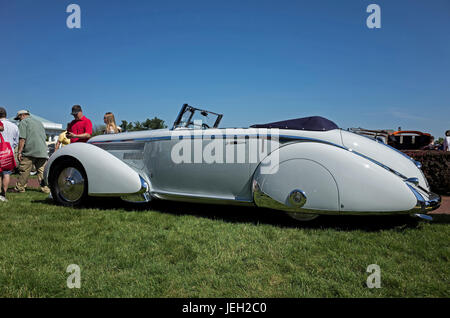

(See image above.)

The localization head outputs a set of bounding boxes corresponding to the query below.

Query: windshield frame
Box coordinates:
[172,104,223,130]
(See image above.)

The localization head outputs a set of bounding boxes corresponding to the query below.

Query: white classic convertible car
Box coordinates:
[44,104,441,221]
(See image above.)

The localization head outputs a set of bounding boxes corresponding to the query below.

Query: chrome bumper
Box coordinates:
[120,176,151,203]
[406,184,441,214]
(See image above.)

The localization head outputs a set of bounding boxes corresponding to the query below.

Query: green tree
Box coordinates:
[143,117,167,130]
[120,117,167,132]
[133,121,143,131]
[92,124,106,137]
[120,120,134,132]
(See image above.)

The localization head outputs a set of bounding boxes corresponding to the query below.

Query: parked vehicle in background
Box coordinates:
[348,128,390,144]
[388,131,432,150]
[349,128,435,151]
[44,104,440,221]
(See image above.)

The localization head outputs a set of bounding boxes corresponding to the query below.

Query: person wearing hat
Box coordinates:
[14,110,50,194]
[66,105,93,143]
[0,107,19,201]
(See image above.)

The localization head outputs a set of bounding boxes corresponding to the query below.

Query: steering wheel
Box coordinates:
[202,123,210,129]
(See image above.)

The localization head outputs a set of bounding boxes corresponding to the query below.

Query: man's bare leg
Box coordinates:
[0,174,8,201]
[2,174,10,195]
[0,175,3,196]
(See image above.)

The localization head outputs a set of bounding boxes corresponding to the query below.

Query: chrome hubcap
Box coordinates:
[288,189,307,207]
[57,167,85,202]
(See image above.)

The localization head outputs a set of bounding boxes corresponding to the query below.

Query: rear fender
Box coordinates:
[253,142,417,214]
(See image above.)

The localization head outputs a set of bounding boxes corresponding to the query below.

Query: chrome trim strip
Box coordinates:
[95,142,145,151]
[347,148,408,180]
[90,136,172,144]
[89,134,343,144]
[405,177,419,186]
[151,190,254,206]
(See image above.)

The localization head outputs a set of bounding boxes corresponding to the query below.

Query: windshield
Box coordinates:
[173,104,223,130]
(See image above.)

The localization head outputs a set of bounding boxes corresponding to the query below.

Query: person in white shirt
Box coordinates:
[0,107,20,201]
[444,130,450,151]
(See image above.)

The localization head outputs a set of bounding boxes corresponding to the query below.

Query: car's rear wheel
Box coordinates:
[50,159,88,207]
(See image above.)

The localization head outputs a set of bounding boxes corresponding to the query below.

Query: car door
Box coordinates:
[146,129,252,200]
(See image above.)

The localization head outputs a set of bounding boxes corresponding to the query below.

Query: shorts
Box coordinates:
[0,170,13,176]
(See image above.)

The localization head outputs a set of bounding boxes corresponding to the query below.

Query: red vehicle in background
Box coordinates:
[388,131,432,150]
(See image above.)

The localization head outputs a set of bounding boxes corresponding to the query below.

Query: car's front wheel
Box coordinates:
[50,159,88,207]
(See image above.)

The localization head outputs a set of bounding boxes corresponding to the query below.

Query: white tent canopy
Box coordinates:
[9,113,64,142]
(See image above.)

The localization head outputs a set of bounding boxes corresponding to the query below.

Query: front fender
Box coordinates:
[44,143,143,196]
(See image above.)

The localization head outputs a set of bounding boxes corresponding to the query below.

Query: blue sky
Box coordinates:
[1,0,449,137]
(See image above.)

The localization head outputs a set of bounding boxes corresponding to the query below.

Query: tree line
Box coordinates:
[92,117,167,136]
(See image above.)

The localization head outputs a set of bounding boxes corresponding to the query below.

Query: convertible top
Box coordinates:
[250,116,339,131]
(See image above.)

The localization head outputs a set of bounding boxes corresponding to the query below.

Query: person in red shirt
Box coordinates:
[67,105,93,143]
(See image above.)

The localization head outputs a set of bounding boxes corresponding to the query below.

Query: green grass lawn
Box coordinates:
[0,190,449,298]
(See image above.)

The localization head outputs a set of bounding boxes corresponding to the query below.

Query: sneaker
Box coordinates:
[0,195,8,202]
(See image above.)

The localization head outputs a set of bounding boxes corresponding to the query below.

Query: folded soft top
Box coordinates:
[250,116,339,131]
